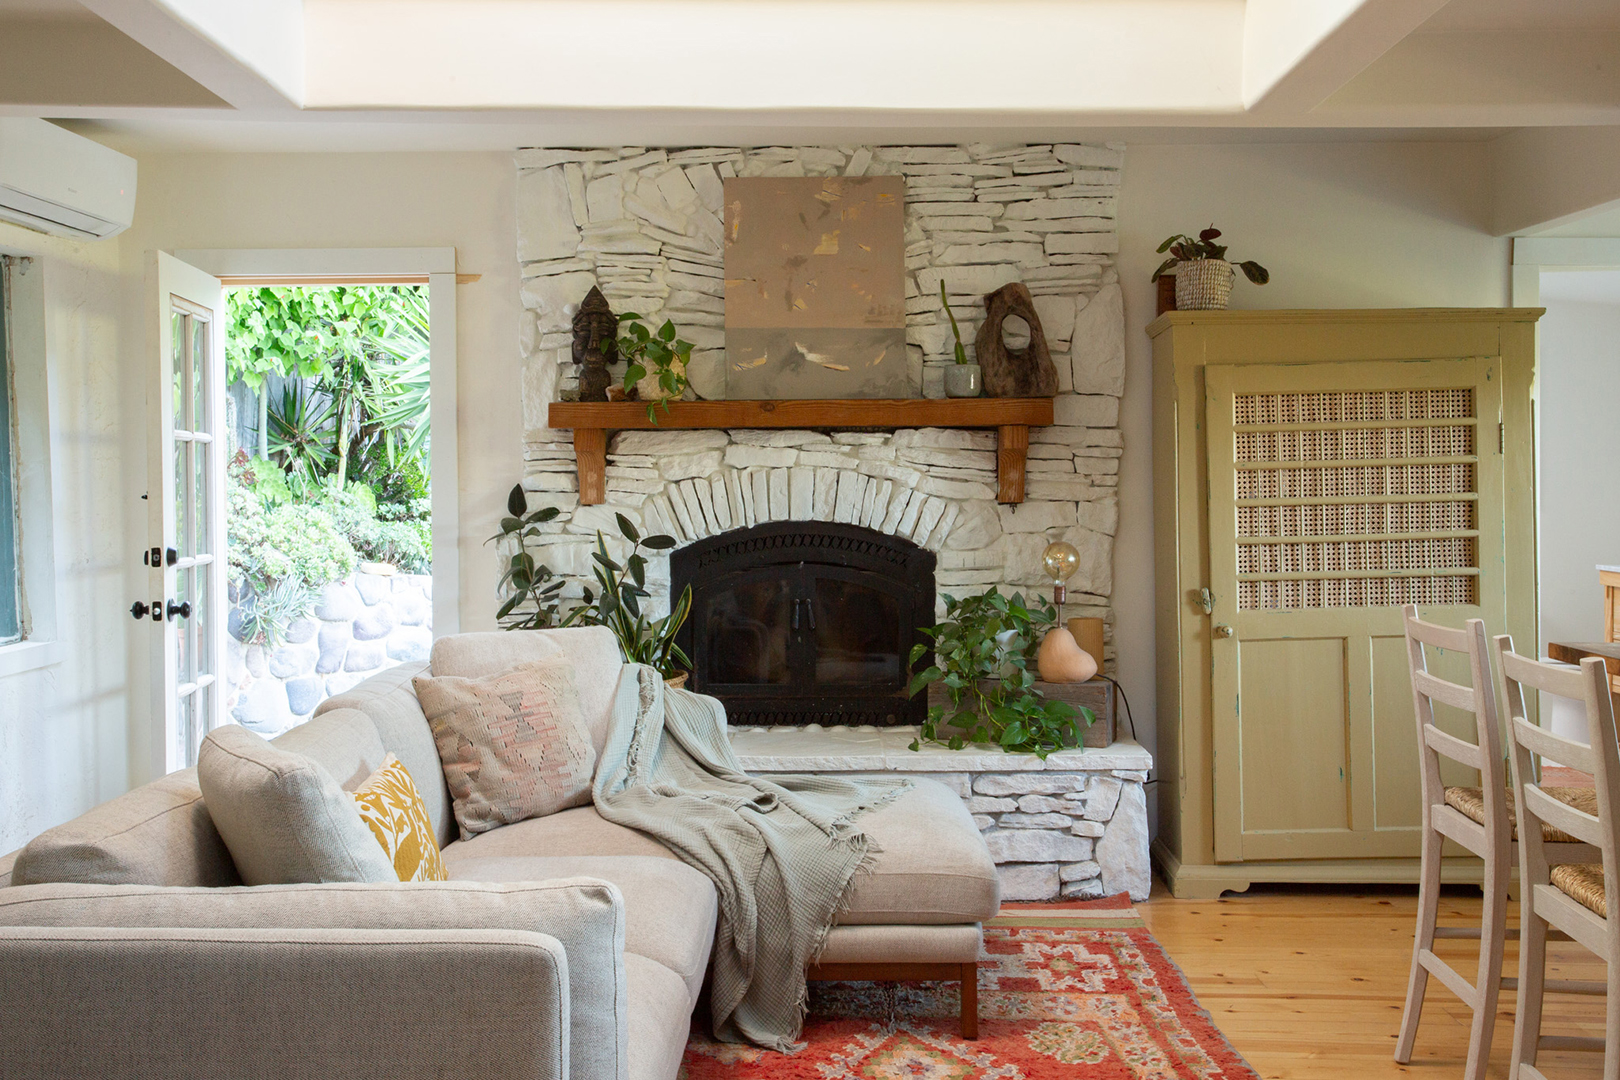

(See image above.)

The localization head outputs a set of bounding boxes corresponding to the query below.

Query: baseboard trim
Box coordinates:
[1151,838,1489,899]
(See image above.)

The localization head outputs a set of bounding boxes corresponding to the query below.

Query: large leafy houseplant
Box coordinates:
[616,312,694,423]
[907,588,1093,758]
[491,486,694,679]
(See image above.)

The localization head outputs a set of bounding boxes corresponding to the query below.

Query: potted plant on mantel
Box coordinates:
[615,311,695,423]
[939,282,981,398]
[491,485,693,685]
[1151,226,1269,311]
[907,587,1094,758]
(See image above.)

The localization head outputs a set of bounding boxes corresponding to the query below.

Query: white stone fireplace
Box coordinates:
[515,143,1150,900]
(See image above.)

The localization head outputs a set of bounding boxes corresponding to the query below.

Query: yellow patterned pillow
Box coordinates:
[351,754,448,883]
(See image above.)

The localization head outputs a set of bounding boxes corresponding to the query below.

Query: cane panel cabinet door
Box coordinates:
[1149,310,1540,899]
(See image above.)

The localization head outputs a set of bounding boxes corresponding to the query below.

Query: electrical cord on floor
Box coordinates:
[1098,673,1157,786]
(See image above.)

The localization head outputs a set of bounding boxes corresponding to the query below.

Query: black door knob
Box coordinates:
[130,601,150,620]
[166,600,191,621]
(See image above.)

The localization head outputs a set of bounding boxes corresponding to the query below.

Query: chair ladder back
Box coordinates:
[1403,605,1504,817]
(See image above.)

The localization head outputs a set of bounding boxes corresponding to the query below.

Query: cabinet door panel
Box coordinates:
[1206,358,1505,862]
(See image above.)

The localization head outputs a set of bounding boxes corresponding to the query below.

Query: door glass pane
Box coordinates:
[703,579,790,684]
[176,692,193,766]
[193,570,209,677]
[193,441,208,556]
[171,311,186,431]
[191,683,209,750]
[175,569,190,683]
[191,317,208,437]
[814,578,900,683]
[174,441,189,555]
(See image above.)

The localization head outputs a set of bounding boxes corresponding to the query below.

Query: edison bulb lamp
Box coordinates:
[1041,540,1080,608]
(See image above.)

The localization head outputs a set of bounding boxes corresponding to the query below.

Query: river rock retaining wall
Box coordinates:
[226,568,432,739]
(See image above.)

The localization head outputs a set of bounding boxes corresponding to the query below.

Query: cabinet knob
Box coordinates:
[1213,624,1235,639]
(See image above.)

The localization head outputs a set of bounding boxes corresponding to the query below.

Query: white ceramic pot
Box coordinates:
[944,363,981,397]
[1174,259,1236,310]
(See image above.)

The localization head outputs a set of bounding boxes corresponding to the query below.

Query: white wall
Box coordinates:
[1114,140,1510,831]
[0,221,132,853]
[1536,291,1620,646]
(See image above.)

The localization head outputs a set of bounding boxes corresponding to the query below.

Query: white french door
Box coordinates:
[149,253,227,773]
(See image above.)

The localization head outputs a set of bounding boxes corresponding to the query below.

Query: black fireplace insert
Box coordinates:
[671,522,936,726]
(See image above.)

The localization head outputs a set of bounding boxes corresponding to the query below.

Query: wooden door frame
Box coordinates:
[174,248,462,639]
[1512,237,1620,657]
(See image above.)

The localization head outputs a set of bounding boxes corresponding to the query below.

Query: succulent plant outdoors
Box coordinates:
[1151,226,1269,286]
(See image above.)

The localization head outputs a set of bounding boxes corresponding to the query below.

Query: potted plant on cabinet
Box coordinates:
[1151,226,1269,311]
[939,282,981,397]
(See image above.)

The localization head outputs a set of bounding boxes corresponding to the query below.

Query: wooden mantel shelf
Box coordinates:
[547,398,1055,506]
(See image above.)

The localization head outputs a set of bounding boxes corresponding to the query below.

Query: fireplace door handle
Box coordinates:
[792,599,801,631]
[803,598,815,630]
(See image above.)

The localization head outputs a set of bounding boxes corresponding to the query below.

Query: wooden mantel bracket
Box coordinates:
[547,398,1055,507]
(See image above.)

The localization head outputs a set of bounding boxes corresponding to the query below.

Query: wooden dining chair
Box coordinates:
[1394,607,1597,1080]
[1493,638,1618,1080]
[1394,607,1512,1080]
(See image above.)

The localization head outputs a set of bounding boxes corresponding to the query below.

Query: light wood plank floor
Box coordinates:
[1137,879,1609,1080]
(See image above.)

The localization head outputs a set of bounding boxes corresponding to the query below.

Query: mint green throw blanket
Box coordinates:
[592,665,908,1051]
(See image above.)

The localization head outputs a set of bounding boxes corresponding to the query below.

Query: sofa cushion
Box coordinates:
[351,754,448,883]
[198,725,396,886]
[11,768,239,888]
[414,659,597,841]
[271,706,388,791]
[430,626,624,756]
[441,805,679,863]
[624,953,696,1080]
[818,923,983,965]
[447,854,718,1007]
[315,660,455,852]
[838,778,1000,925]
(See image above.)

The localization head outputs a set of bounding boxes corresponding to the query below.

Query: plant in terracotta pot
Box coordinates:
[907,587,1093,758]
[1151,226,1269,311]
[939,282,981,398]
[616,312,695,423]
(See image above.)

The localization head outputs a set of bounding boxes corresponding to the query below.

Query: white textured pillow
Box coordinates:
[197,724,396,886]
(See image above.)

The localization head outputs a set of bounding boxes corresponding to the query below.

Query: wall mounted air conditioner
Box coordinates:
[0,119,136,241]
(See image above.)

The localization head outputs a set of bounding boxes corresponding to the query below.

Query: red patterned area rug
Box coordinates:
[679,897,1259,1079]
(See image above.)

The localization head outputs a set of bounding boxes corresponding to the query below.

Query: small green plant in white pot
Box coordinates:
[939,282,980,397]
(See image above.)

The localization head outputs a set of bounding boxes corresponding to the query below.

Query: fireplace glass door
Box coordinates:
[673,523,934,726]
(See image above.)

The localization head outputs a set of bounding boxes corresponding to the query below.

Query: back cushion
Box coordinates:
[11,769,240,888]
[315,661,454,850]
[430,627,624,757]
[272,707,388,791]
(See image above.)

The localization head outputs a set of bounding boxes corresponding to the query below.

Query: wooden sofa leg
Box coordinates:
[960,962,978,1039]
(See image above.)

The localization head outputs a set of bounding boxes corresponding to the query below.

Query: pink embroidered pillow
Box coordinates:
[413,658,597,841]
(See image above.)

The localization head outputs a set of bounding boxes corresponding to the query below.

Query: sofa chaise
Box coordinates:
[0,627,999,1080]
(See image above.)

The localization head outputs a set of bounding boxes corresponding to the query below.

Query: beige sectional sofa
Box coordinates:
[0,627,999,1080]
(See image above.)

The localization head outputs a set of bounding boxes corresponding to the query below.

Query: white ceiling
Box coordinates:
[4,0,1620,235]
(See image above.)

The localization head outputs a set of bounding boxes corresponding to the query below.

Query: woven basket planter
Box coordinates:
[1174,259,1236,310]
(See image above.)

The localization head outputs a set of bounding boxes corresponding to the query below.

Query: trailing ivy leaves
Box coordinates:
[906,587,1093,759]
[616,311,695,423]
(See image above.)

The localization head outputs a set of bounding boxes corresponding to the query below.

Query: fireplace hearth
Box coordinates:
[671,522,935,726]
